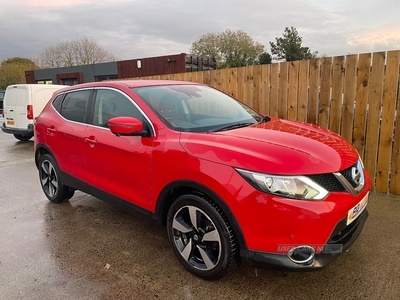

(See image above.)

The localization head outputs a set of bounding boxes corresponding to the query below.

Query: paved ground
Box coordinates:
[1,126,400,300]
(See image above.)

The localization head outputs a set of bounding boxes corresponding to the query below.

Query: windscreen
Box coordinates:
[133,84,263,132]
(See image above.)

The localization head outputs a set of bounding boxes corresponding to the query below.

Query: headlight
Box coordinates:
[236,169,329,200]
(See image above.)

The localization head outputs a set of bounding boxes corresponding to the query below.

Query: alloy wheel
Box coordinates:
[171,205,222,271]
[40,160,58,198]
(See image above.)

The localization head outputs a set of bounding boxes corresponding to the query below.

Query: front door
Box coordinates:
[83,88,153,210]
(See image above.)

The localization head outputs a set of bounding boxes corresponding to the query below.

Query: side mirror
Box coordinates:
[108,116,147,136]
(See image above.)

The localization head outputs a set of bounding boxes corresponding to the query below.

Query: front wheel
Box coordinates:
[167,194,239,280]
[14,134,33,141]
[38,154,75,203]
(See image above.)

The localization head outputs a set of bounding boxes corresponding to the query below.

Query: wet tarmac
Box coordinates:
[1,126,400,300]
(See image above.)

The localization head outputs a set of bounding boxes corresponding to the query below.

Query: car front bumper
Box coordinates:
[246,209,368,271]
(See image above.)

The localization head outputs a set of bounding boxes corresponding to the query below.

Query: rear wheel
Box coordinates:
[38,154,74,203]
[167,194,239,280]
[14,134,33,141]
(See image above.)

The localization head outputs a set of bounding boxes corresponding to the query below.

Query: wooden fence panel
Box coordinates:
[341,54,358,142]
[203,70,211,85]
[215,69,223,91]
[297,60,309,122]
[390,75,400,194]
[308,58,320,124]
[330,56,345,134]
[253,65,262,112]
[244,66,254,107]
[353,53,371,157]
[259,64,270,115]
[376,50,400,192]
[183,72,192,82]
[269,63,280,117]
[288,61,299,121]
[237,67,245,105]
[278,62,289,119]
[222,68,230,93]
[228,68,238,99]
[364,52,385,185]
[319,57,332,128]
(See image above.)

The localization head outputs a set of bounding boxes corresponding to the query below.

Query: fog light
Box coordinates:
[288,245,315,264]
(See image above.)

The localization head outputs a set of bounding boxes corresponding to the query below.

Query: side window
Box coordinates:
[60,90,91,123]
[93,89,143,128]
[52,94,64,113]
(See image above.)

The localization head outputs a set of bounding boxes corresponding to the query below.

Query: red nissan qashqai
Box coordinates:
[34,80,370,280]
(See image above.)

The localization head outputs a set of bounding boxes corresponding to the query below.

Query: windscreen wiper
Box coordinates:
[209,122,254,132]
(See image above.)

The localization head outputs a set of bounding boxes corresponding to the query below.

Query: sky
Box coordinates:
[1,0,400,63]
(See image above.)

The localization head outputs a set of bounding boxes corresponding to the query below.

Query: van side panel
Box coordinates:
[33,88,62,118]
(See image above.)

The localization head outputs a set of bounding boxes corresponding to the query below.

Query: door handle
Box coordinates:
[46,126,56,135]
[84,136,98,147]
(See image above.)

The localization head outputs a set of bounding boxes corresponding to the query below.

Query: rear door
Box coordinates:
[4,85,29,129]
[45,89,91,181]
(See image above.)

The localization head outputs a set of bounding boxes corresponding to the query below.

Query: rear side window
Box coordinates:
[52,94,64,112]
[60,90,91,123]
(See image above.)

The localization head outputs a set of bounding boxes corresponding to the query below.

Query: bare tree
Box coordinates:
[40,45,63,68]
[39,37,118,68]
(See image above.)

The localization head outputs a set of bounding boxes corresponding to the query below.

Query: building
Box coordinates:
[25,53,216,85]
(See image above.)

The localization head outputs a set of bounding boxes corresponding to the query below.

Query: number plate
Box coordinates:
[6,120,15,126]
[347,192,369,225]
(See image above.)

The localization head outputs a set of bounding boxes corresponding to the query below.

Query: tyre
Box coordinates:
[38,154,75,203]
[14,134,33,141]
[167,193,239,280]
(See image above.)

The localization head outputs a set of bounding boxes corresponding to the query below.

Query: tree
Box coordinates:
[190,29,265,68]
[39,37,118,68]
[259,52,272,64]
[0,57,38,89]
[270,27,318,61]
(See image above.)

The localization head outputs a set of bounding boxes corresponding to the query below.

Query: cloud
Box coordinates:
[0,0,400,62]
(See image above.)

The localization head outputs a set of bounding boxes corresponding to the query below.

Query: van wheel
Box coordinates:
[167,194,239,280]
[38,154,75,203]
[14,134,33,141]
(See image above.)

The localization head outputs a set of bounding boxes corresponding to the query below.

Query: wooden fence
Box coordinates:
[132,50,400,195]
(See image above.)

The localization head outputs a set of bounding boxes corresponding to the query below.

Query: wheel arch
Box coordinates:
[154,180,248,257]
[35,144,55,169]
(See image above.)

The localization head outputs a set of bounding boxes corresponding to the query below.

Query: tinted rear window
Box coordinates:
[59,90,91,123]
[52,94,64,112]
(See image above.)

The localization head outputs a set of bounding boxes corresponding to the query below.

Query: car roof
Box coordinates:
[56,80,203,93]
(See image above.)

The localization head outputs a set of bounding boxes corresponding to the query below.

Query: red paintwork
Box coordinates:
[180,117,358,175]
[34,80,370,256]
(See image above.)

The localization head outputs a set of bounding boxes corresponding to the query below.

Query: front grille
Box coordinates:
[308,163,358,192]
[308,173,345,192]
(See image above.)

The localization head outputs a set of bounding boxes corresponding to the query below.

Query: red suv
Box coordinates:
[34,80,370,280]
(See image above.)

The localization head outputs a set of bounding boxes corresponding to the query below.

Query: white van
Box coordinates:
[1,84,65,141]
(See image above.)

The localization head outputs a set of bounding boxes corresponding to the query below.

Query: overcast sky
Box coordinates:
[1,0,399,63]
